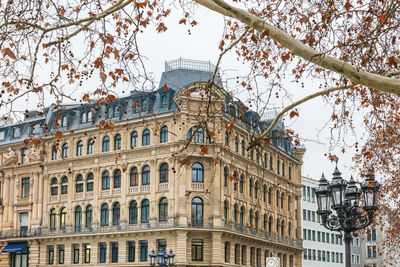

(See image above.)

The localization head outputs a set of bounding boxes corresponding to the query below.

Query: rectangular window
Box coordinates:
[307,249,311,260]
[302,185,306,200]
[303,229,307,240]
[128,241,135,262]
[235,244,240,264]
[58,245,65,264]
[312,230,315,241]
[331,233,335,244]
[191,239,203,261]
[312,211,315,222]
[111,242,118,263]
[317,250,321,261]
[326,233,329,243]
[48,246,54,265]
[321,232,325,243]
[303,209,306,220]
[73,244,79,264]
[322,251,326,261]
[84,244,91,263]
[312,250,316,260]
[19,212,28,237]
[317,231,321,242]
[307,186,311,201]
[340,253,343,263]
[0,131,5,140]
[250,247,255,266]
[327,251,330,262]
[307,210,311,221]
[311,188,316,202]
[308,230,311,241]
[21,177,30,198]
[99,243,106,263]
[317,214,321,223]
[140,240,148,262]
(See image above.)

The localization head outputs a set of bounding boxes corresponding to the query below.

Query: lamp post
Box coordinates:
[149,248,175,267]
[316,167,380,267]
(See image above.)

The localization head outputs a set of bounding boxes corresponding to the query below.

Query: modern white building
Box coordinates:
[301,176,363,267]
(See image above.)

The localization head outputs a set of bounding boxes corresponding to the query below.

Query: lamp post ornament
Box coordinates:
[149,248,175,267]
[316,167,380,267]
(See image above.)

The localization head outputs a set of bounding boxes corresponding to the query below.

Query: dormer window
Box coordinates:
[0,131,5,140]
[113,105,119,117]
[81,112,88,123]
[58,116,67,127]
[161,95,168,108]
[13,127,21,138]
[31,123,42,135]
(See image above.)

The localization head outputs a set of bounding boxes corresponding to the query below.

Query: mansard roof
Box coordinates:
[0,58,297,157]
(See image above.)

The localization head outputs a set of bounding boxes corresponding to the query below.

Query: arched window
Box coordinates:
[142,129,150,146]
[129,200,138,224]
[75,206,82,232]
[87,138,94,154]
[161,95,168,108]
[76,141,83,156]
[159,163,169,183]
[102,136,110,152]
[113,169,121,189]
[112,202,120,225]
[277,160,280,174]
[131,131,138,148]
[241,140,245,156]
[50,178,58,196]
[85,205,93,228]
[281,220,285,236]
[288,195,292,211]
[49,208,56,230]
[114,134,121,150]
[233,172,238,191]
[142,165,150,185]
[281,192,284,209]
[276,190,279,207]
[191,197,203,227]
[289,166,292,180]
[51,145,58,160]
[255,182,259,199]
[130,167,138,186]
[102,170,110,190]
[113,105,119,117]
[264,153,267,168]
[276,219,280,234]
[268,216,273,232]
[249,179,253,197]
[234,204,238,223]
[159,198,168,222]
[192,163,204,183]
[282,163,285,177]
[288,222,292,237]
[263,185,267,202]
[101,203,109,226]
[62,143,68,158]
[75,174,83,193]
[60,207,67,229]
[235,137,239,152]
[240,206,245,225]
[187,127,204,143]
[141,199,150,223]
[86,173,94,192]
[225,131,229,147]
[88,111,93,121]
[268,188,272,205]
[224,200,228,220]
[249,209,254,226]
[223,167,228,187]
[255,212,259,230]
[160,126,168,143]
[269,156,273,170]
[240,175,244,193]
[61,176,68,194]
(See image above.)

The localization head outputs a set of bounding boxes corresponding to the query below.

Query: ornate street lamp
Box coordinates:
[149,248,175,267]
[316,167,380,267]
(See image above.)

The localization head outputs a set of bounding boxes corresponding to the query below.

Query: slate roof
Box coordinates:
[0,58,294,156]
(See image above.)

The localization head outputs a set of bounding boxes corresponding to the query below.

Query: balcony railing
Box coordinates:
[0,218,302,249]
[191,183,204,191]
[141,185,150,192]
[129,186,138,193]
[112,188,121,195]
[158,183,168,191]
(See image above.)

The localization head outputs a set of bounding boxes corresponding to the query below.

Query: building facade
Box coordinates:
[301,176,362,267]
[0,59,304,267]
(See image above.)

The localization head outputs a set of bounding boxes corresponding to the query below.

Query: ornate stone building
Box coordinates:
[0,59,304,267]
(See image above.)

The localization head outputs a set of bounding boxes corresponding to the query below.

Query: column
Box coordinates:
[211,232,223,264]
[175,231,188,266]
[3,176,9,222]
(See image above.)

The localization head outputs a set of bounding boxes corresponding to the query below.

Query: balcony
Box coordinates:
[50,195,58,202]
[101,190,110,196]
[141,185,150,192]
[86,191,94,198]
[112,188,121,195]
[75,192,84,199]
[191,183,204,191]
[158,183,168,191]
[60,194,68,201]
[129,186,138,193]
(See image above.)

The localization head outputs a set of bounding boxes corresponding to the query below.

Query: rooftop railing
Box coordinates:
[165,58,216,72]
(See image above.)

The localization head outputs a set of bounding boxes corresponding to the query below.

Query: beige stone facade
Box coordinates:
[0,81,304,267]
